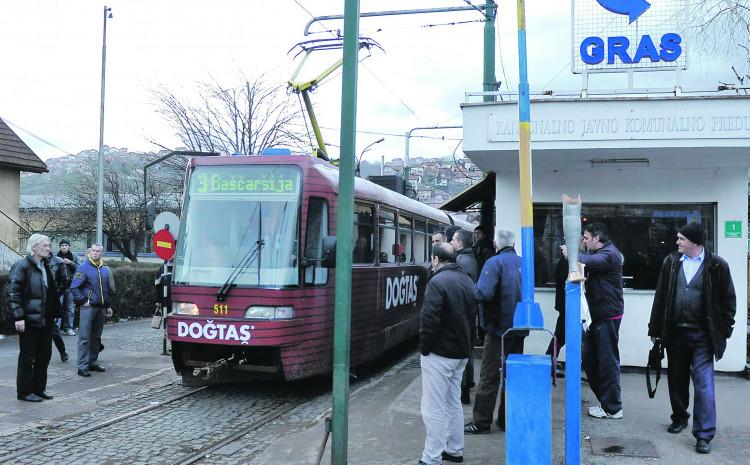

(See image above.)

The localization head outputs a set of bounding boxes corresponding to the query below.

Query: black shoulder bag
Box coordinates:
[646,339,664,398]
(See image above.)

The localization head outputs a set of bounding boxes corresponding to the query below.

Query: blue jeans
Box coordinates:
[77,306,104,371]
[582,318,622,414]
[60,290,75,331]
[667,327,716,441]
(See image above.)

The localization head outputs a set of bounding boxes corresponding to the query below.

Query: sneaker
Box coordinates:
[588,405,623,419]
[442,451,464,463]
[65,329,77,336]
[464,422,490,434]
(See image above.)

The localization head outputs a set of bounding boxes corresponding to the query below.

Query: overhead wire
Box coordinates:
[0,114,74,157]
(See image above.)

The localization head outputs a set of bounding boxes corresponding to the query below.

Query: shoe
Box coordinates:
[667,421,687,434]
[18,393,43,402]
[78,369,91,377]
[464,422,490,434]
[89,364,106,372]
[61,352,69,362]
[442,451,464,463]
[588,405,623,419]
[36,392,53,400]
[65,329,77,336]
[695,439,710,454]
[418,461,429,465]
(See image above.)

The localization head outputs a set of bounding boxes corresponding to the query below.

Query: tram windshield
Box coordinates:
[173,164,301,287]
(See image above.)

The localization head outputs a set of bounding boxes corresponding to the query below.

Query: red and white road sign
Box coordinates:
[153,228,175,260]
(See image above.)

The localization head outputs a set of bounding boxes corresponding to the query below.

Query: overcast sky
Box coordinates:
[0,0,744,162]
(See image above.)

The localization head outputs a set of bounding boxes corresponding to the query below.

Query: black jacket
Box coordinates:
[579,241,624,320]
[6,256,63,327]
[419,263,476,359]
[455,248,478,282]
[56,250,78,288]
[648,250,736,360]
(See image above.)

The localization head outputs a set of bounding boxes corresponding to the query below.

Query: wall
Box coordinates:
[496,166,749,371]
[0,168,21,270]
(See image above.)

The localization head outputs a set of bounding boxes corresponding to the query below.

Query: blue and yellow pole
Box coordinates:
[513,0,543,329]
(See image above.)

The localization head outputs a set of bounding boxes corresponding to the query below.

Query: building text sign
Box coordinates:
[572,0,687,73]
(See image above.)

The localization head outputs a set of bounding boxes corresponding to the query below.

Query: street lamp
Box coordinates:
[355,137,384,177]
[96,5,113,245]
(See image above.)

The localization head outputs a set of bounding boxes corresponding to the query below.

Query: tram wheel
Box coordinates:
[181,370,209,387]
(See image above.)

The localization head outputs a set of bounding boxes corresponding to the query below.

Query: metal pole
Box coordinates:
[483,0,496,103]
[96,6,111,245]
[403,125,462,182]
[512,0,543,328]
[565,282,582,465]
[332,0,359,463]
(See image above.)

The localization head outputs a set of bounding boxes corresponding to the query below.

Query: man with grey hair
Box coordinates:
[70,244,114,377]
[6,234,62,401]
[465,229,524,434]
[418,243,476,465]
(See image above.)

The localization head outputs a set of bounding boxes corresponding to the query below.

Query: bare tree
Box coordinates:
[685,1,750,80]
[153,75,307,155]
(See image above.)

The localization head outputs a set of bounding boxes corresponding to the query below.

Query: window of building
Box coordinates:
[353,203,375,264]
[533,203,716,290]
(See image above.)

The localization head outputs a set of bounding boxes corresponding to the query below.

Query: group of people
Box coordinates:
[417,221,736,464]
[6,235,115,402]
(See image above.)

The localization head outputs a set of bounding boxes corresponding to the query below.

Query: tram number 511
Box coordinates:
[213,303,229,315]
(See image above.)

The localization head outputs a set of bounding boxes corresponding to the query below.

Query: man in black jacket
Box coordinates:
[563,222,624,420]
[418,243,476,465]
[7,234,62,402]
[450,229,479,405]
[56,239,78,335]
[648,222,735,454]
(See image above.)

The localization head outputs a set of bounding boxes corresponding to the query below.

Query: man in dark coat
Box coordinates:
[465,229,524,434]
[564,222,624,420]
[6,234,62,402]
[648,222,735,454]
[56,239,78,335]
[418,243,475,465]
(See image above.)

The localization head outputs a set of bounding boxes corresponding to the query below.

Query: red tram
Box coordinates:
[167,154,470,384]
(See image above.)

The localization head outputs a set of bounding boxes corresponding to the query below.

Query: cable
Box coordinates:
[0,115,74,157]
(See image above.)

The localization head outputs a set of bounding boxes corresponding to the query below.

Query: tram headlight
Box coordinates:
[172,302,199,315]
[245,306,295,320]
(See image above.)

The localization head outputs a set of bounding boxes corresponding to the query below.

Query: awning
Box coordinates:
[440,172,495,212]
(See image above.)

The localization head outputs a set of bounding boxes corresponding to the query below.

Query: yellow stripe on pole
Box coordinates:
[519,122,533,227]
[517,0,526,30]
[156,241,172,249]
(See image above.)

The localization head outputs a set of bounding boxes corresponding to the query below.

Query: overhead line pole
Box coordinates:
[483,1,497,103]
[331,0,360,463]
[96,5,112,245]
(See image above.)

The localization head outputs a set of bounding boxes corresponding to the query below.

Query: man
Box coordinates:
[464,229,523,434]
[562,222,624,419]
[472,225,494,272]
[648,222,735,454]
[431,232,446,247]
[418,243,475,465]
[545,252,568,376]
[450,229,479,404]
[6,234,62,402]
[56,239,78,335]
[70,244,114,377]
[48,254,70,362]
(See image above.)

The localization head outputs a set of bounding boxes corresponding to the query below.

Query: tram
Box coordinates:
[167,153,471,384]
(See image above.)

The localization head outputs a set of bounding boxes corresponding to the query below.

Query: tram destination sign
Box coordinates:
[572,0,687,73]
[191,166,300,195]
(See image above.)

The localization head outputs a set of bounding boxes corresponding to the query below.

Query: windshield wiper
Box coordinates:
[216,238,265,302]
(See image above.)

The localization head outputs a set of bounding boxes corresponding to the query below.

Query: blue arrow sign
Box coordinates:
[596,0,651,23]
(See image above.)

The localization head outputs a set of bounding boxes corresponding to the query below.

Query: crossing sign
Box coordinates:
[153,228,176,260]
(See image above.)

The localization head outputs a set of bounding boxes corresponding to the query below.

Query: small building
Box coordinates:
[0,118,47,270]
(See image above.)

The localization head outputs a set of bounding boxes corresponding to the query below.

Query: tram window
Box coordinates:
[379,207,397,264]
[398,214,413,263]
[414,218,427,262]
[354,203,375,264]
[304,197,328,285]
[532,203,716,290]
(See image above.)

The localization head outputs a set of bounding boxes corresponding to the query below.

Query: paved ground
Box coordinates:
[0,321,748,464]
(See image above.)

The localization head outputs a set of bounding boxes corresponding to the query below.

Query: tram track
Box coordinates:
[0,385,209,464]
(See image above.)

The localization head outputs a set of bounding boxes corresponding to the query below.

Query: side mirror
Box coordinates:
[322,236,337,268]
[145,200,156,231]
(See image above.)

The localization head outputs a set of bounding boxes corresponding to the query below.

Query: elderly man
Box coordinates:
[418,243,476,465]
[649,222,736,454]
[70,244,114,377]
[7,234,62,402]
[465,229,523,434]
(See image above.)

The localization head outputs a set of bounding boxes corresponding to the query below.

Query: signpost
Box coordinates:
[153,227,174,356]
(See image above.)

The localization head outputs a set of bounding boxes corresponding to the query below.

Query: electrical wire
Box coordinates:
[0,114,74,157]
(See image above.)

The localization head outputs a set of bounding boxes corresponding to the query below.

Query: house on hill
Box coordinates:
[0,118,47,271]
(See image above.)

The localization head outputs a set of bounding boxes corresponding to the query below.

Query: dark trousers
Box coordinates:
[51,321,66,356]
[582,318,622,414]
[545,310,566,356]
[17,325,52,397]
[666,327,716,442]
[472,333,525,430]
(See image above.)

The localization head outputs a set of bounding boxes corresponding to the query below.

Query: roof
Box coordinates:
[0,118,47,173]
[440,173,495,212]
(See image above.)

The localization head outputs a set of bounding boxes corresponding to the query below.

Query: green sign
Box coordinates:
[724,220,742,238]
[191,166,300,195]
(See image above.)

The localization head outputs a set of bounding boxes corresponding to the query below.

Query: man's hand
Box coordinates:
[15,320,25,333]
[560,245,568,259]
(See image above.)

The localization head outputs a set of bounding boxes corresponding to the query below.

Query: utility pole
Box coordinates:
[331,0,360,463]
[483,0,496,103]
[96,5,113,245]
